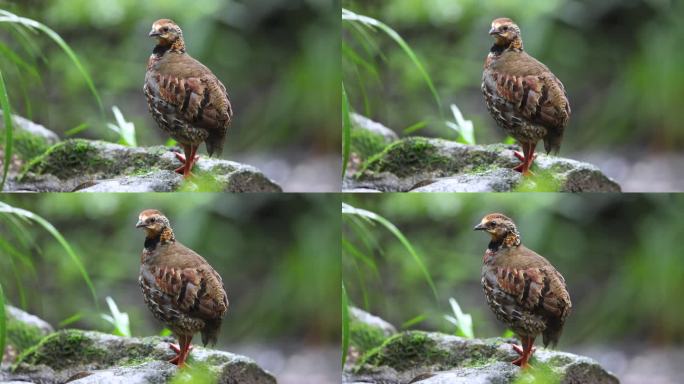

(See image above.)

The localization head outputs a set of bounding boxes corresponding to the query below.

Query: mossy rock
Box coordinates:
[0,128,52,162]
[4,305,55,358]
[8,329,276,384]
[351,127,391,160]
[346,136,621,192]
[20,139,166,180]
[9,139,282,192]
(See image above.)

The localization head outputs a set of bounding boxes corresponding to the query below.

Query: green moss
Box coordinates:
[350,320,388,354]
[514,170,562,192]
[0,128,51,161]
[358,137,454,178]
[350,128,389,160]
[356,332,452,372]
[20,139,111,179]
[5,317,46,352]
[13,330,111,371]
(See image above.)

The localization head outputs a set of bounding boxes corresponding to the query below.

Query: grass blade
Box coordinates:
[342,203,438,300]
[0,10,102,111]
[341,282,350,367]
[0,202,98,307]
[342,83,352,177]
[342,9,442,111]
[0,70,13,192]
[0,282,6,362]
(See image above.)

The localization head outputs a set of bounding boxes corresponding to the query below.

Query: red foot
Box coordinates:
[173,152,199,178]
[168,343,193,366]
[513,151,525,162]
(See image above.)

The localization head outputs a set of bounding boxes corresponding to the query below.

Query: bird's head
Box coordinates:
[136,209,170,237]
[474,213,519,243]
[149,19,183,47]
[488,18,521,47]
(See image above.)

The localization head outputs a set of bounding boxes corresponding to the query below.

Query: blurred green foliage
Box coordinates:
[343,0,684,153]
[0,194,340,348]
[342,193,684,347]
[0,0,338,160]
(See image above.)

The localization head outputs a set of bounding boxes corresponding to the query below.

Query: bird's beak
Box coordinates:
[474,223,487,231]
[488,27,499,36]
[136,220,146,228]
[149,29,161,38]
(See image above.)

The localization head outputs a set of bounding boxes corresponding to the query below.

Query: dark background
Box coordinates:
[0,193,341,384]
[343,193,684,384]
[343,0,684,191]
[0,0,340,191]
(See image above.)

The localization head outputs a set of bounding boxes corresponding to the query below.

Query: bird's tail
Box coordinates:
[201,318,223,347]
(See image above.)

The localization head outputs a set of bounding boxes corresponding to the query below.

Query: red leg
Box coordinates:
[522,143,537,175]
[169,335,193,367]
[174,145,192,174]
[512,336,535,369]
[182,145,199,178]
[513,143,529,172]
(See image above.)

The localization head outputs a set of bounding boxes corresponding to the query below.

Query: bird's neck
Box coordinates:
[490,38,523,56]
[488,231,521,251]
[148,40,186,69]
[144,227,175,250]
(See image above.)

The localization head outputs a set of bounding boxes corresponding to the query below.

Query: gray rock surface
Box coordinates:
[352,113,399,143]
[6,306,54,336]
[344,311,620,384]
[1,309,276,384]
[350,307,396,337]
[3,329,276,384]
[5,139,281,192]
[0,112,60,145]
[345,137,620,192]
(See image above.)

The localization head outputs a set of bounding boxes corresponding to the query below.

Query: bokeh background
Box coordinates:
[342,0,684,191]
[0,194,340,384]
[343,193,684,384]
[0,0,340,191]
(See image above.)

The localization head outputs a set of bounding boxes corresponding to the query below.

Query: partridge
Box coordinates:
[136,209,229,367]
[482,18,570,175]
[474,213,571,369]
[144,19,233,178]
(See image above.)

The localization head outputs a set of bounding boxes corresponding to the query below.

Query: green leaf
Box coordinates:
[342,83,352,177]
[446,104,475,145]
[64,122,90,136]
[0,10,102,111]
[0,70,13,192]
[341,282,350,366]
[401,314,427,329]
[0,202,98,307]
[342,203,438,300]
[58,312,83,328]
[342,9,442,111]
[0,282,6,362]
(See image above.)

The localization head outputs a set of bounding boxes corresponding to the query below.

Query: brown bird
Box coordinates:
[482,18,570,175]
[474,213,571,369]
[144,19,233,178]
[136,209,229,367]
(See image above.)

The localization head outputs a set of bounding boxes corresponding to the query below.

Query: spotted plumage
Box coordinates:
[474,213,571,368]
[137,209,229,367]
[482,18,570,175]
[144,19,232,178]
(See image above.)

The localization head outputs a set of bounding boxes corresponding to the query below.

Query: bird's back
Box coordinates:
[139,240,229,344]
[482,49,570,153]
[144,51,232,156]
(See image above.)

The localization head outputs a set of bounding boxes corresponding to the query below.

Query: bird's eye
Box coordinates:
[148,217,156,223]
[489,221,497,226]
[161,27,169,33]
[502,26,509,31]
